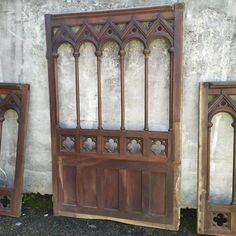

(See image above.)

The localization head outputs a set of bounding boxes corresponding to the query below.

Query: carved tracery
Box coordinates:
[0,84,29,217]
[198,83,236,235]
[46,4,184,230]
[52,15,174,54]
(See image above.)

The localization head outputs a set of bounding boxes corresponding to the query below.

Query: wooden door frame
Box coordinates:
[0,83,30,217]
[198,82,236,235]
[45,3,184,230]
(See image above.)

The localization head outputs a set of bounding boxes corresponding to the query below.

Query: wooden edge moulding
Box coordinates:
[0,83,30,217]
[45,3,184,230]
[198,82,236,235]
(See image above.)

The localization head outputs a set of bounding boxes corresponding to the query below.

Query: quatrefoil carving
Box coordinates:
[105,138,118,153]
[151,140,166,156]
[61,136,75,152]
[127,138,142,154]
[212,213,229,228]
[0,195,10,209]
[83,137,96,152]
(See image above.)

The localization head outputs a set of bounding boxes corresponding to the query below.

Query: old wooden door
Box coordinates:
[45,3,184,230]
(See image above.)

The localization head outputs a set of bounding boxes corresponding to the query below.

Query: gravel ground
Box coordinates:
[0,208,199,236]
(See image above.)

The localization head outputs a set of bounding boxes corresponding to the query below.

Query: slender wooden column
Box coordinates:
[232,120,236,204]
[168,47,174,131]
[95,50,102,130]
[119,49,126,130]
[73,52,80,128]
[207,121,213,200]
[0,117,4,155]
[52,52,59,125]
[143,48,150,131]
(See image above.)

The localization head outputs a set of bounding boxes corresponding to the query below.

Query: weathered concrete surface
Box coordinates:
[0,0,236,208]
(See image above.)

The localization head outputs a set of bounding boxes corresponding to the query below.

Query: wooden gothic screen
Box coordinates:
[45,4,184,230]
[198,83,236,235]
[0,83,29,217]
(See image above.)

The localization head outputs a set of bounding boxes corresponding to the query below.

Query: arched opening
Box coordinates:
[101,41,121,130]
[57,43,77,128]
[124,40,144,130]
[209,112,234,205]
[0,109,18,188]
[148,38,170,131]
[79,42,98,129]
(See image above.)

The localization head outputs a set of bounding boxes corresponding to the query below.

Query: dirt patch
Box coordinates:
[0,208,199,236]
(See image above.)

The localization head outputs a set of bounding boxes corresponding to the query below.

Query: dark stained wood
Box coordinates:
[198,82,236,235]
[150,173,166,215]
[124,170,142,212]
[95,50,102,130]
[0,83,30,217]
[50,6,175,27]
[73,52,80,128]
[45,3,184,230]
[63,166,77,205]
[81,167,97,207]
[119,49,125,130]
[144,49,150,131]
[101,168,119,210]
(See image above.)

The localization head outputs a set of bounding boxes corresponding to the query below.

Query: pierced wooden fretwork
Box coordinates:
[127,138,142,154]
[151,139,167,156]
[46,4,184,230]
[104,137,119,153]
[82,137,96,152]
[61,136,75,152]
[51,14,175,54]
[0,195,10,209]
[198,82,236,235]
[212,212,229,228]
[0,84,29,217]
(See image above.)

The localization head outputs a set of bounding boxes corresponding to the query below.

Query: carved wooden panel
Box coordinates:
[198,82,236,235]
[45,4,184,230]
[0,83,29,217]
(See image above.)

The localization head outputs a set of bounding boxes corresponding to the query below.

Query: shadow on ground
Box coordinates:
[0,194,199,236]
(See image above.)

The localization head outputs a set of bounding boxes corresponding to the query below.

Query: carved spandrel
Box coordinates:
[51,15,174,53]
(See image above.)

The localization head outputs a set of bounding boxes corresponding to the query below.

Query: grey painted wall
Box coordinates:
[0,0,236,208]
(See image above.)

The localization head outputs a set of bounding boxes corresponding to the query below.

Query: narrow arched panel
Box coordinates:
[101,41,121,130]
[57,43,77,128]
[79,42,98,129]
[124,40,144,130]
[0,110,18,188]
[148,39,170,131]
[209,112,234,205]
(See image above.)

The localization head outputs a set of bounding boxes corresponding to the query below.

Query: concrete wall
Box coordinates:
[0,0,236,208]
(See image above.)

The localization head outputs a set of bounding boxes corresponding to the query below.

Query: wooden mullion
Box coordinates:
[119,49,125,130]
[95,50,103,130]
[232,120,236,204]
[73,52,80,129]
[143,49,150,131]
